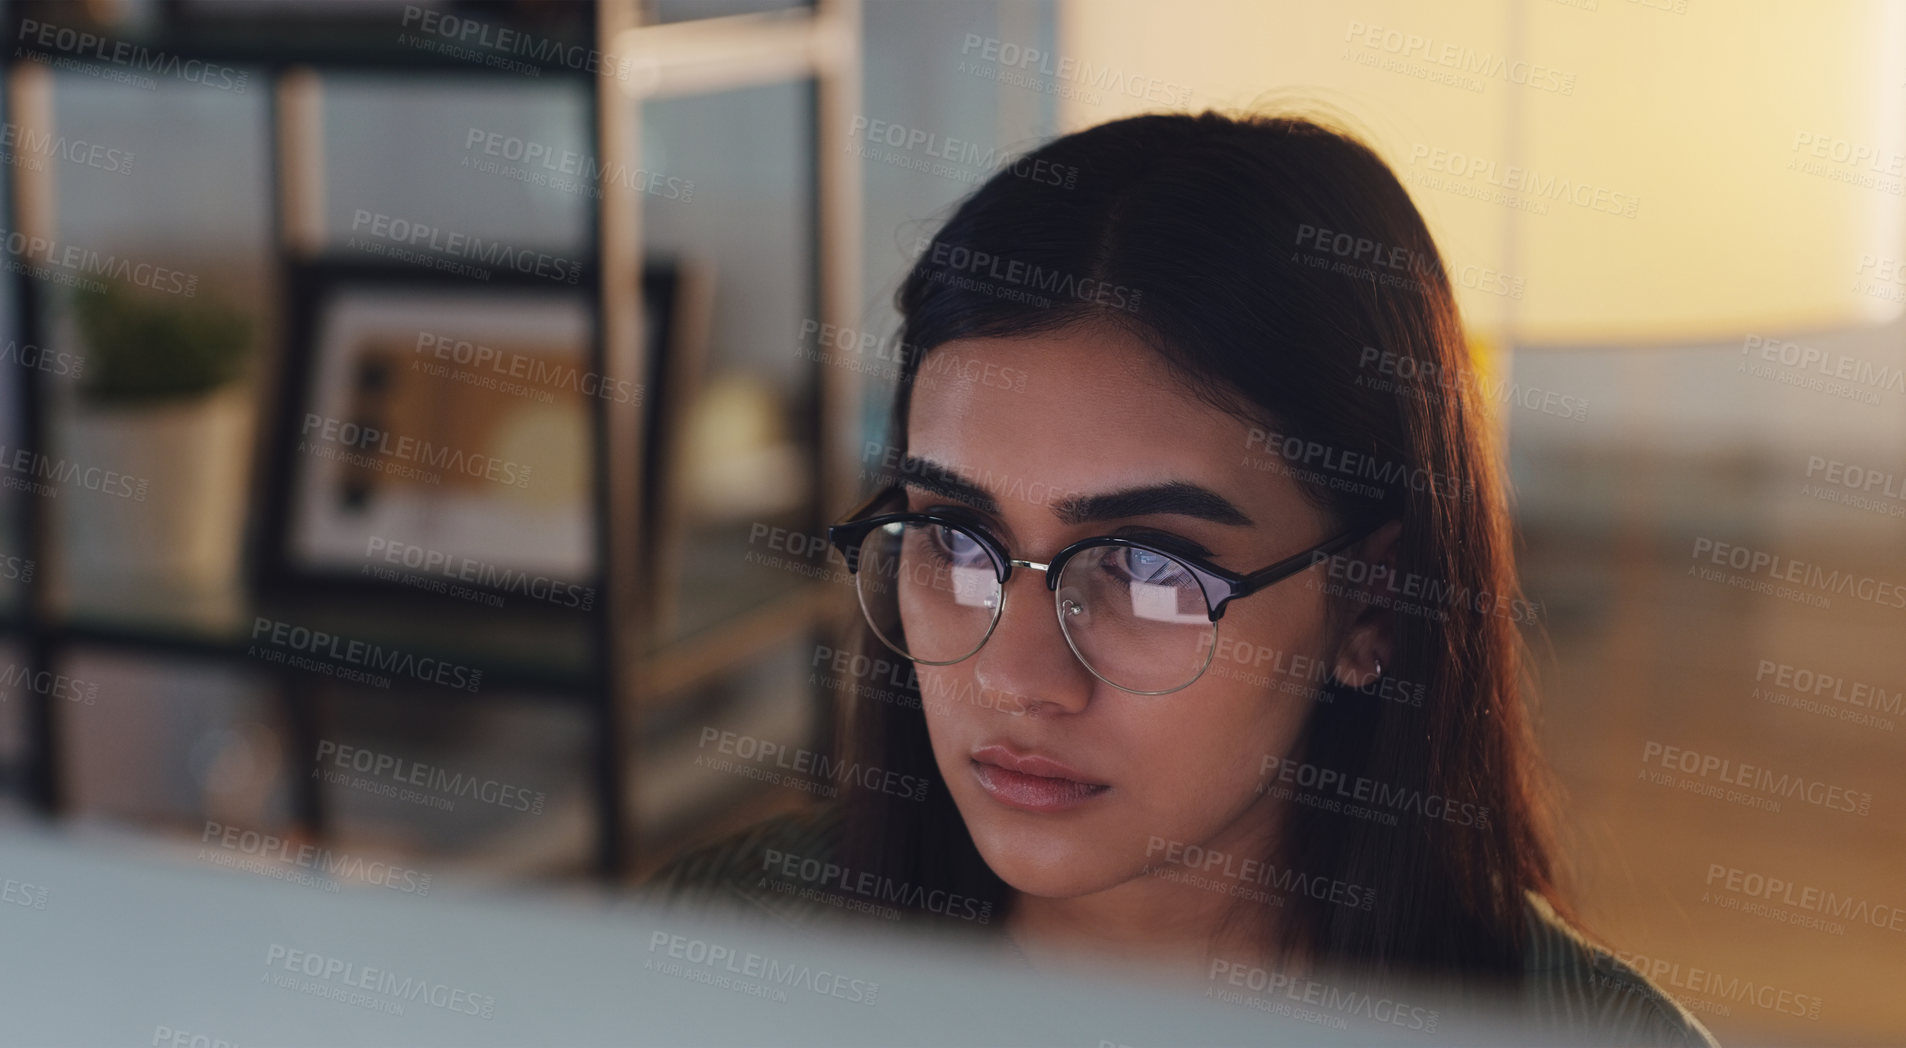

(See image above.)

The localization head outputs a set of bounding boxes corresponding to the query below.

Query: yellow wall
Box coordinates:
[1057,0,1906,345]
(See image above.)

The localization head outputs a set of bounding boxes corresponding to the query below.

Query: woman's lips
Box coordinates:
[969,745,1110,813]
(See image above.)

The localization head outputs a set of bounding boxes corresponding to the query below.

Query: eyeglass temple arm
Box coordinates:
[1236,518,1388,594]
[825,485,907,572]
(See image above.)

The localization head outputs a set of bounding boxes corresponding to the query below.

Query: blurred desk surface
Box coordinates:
[0,823,1570,1048]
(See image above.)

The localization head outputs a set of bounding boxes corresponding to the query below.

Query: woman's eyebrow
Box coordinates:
[1056,482,1255,527]
[898,456,1000,513]
[898,455,1252,527]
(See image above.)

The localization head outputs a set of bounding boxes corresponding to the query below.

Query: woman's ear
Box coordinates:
[1330,519,1402,689]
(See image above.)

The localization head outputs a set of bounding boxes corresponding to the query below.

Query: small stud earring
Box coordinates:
[1373,657,1383,679]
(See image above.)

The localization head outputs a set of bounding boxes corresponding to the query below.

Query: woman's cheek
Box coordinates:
[1164,680,1303,807]
[916,671,971,766]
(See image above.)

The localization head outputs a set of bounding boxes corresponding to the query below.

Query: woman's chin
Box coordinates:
[968,831,1142,899]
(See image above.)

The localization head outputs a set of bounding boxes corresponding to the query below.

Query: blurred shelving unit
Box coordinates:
[0,0,863,883]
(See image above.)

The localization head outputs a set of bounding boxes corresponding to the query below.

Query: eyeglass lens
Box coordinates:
[851,520,1217,693]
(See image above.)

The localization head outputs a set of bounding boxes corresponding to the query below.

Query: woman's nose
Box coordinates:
[969,567,1095,715]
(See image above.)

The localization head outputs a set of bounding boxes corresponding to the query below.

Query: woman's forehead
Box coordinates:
[905,328,1311,531]
[911,333,1222,460]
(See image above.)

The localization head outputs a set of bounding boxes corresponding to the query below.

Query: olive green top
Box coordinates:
[641,803,1721,1047]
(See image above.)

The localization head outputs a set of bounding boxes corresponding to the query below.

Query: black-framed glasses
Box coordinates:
[826,485,1385,695]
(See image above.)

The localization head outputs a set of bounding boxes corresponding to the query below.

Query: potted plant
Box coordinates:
[59,282,255,613]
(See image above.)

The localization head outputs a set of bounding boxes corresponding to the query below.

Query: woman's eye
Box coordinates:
[1115,546,1188,584]
[933,525,989,566]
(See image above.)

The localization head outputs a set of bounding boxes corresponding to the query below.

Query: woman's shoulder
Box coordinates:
[637,802,851,925]
[1519,893,1722,1047]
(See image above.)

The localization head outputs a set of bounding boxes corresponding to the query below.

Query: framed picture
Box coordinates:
[259,261,682,604]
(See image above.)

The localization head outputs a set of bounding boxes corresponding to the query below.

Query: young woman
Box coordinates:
[645,110,1719,1046]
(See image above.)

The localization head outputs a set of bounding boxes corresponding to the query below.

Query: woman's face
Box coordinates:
[906,321,1352,900]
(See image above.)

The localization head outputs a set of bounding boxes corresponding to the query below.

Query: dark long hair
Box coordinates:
[830,110,1562,987]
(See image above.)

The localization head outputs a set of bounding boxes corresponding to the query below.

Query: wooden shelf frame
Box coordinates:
[0,0,865,882]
